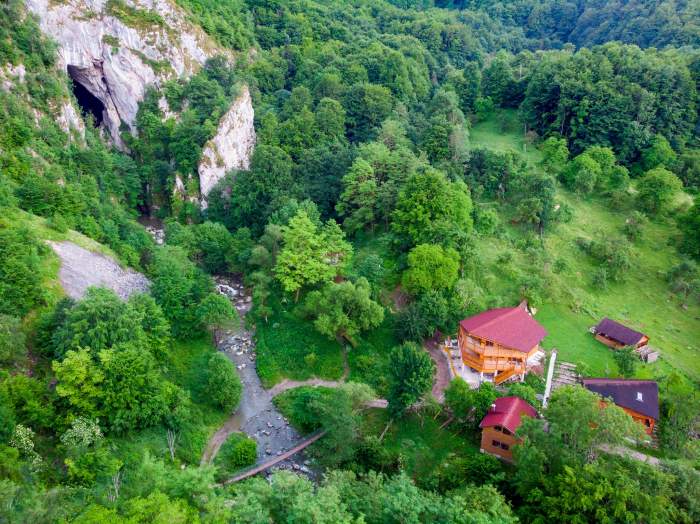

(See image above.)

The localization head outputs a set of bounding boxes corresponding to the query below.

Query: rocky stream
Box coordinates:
[207,277,313,478]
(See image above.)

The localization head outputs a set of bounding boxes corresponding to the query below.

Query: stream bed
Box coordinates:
[213,277,313,477]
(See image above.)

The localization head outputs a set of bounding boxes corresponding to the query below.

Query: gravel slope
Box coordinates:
[48,240,150,300]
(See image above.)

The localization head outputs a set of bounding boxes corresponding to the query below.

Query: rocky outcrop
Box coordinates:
[198,85,255,204]
[25,0,220,147]
[56,100,86,138]
[0,63,26,90]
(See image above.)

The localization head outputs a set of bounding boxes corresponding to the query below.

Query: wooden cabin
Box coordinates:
[479,396,537,462]
[582,378,659,436]
[593,318,649,349]
[456,301,547,385]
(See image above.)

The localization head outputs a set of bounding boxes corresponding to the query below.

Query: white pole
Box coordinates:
[542,349,557,409]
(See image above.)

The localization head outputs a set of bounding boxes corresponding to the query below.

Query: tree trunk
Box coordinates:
[379,419,393,442]
[439,415,455,430]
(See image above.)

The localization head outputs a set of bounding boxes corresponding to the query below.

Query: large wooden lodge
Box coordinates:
[454,301,547,385]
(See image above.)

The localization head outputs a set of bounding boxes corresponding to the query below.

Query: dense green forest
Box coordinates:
[1,0,699,522]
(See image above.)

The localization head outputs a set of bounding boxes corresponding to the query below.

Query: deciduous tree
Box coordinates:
[387,343,434,416]
[303,278,384,346]
[402,244,459,295]
[636,167,683,215]
[274,211,351,301]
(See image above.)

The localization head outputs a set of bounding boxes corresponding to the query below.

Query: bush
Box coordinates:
[0,223,46,317]
[622,211,647,242]
[47,213,69,233]
[273,386,331,433]
[206,353,241,412]
[214,433,257,480]
[0,315,25,365]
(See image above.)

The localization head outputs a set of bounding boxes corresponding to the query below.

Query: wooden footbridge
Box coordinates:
[222,429,327,484]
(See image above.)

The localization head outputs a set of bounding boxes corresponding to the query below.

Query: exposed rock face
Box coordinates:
[56,100,86,138]
[25,0,219,147]
[198,85,255,205]
[0,63,26,90]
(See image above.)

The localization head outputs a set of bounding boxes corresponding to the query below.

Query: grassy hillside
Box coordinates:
[471,111,700,382]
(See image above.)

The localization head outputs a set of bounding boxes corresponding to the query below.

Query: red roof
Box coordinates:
[479,396,538,434]
[460,302,548,353]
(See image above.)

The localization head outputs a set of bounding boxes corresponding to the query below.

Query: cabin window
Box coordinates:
[492,440,501,448]
[485,340,493,347]
[494,425,501,433]
[501,427,512,436]
[645,419,651,427]
[500,443,509,450]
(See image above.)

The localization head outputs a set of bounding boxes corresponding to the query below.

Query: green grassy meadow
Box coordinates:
[255,295,346,388]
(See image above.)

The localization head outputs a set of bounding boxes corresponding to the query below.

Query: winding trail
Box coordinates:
[267,352,350,397]
[425,334,451,403]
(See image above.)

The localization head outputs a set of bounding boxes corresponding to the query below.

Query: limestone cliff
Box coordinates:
[26,0,257,203]
[198,85,255,205]
[25,0,219,147]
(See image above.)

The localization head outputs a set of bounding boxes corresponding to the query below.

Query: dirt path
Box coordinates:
[425,335,451,402]
[268,352,350,397]
[48,240,150,300]
[200,411,244,465]
[599,444,661,466]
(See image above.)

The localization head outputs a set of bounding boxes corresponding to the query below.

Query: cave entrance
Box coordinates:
[67,65,105,128]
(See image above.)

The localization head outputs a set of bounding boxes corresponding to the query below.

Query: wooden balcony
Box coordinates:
[460,348,526,373]
[459,339,528,359]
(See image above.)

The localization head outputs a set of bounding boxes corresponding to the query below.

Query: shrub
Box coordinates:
[0,223,45,317]
[206,353,241,412]
[0,315,25,365]
[622,211,647,242]
[47,213,69,233]
[214,433,257,480]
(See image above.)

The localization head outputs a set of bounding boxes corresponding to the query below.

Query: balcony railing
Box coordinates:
[460,348,526,373]
[460,339,525,358]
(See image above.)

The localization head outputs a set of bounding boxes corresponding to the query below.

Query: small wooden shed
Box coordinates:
[593,318,649,350]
